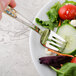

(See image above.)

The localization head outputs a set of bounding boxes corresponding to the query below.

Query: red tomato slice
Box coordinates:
[58,4,76,20]
[71,57,76,63]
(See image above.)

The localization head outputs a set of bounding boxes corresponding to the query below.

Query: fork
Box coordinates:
[4,6,66,52]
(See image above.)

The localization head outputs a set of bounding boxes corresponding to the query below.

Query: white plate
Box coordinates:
[29,0,75,76]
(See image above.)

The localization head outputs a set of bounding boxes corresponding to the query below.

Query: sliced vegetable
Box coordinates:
[58,4,76,20]
[71,57,76,63]
[57,24,76,56]
[48,49,74,57]
[58,20,61,27]
[39,56,72,68]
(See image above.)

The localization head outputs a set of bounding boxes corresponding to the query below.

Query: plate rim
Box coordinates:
[29,1,54,76]
[29,0,76,76]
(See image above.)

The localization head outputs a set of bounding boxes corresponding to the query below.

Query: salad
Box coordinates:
[35,0,76,76]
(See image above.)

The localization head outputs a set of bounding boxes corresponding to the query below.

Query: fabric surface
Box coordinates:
[0,0,49,76]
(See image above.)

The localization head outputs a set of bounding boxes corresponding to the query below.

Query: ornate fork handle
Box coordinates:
[4,6,42,35]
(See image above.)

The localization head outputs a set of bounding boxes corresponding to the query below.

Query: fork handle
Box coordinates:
[4,6,42,35]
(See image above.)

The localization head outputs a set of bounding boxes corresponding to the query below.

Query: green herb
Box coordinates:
[51,63,76,76]
[62,20,70,25]
[36,18,57,30]
[36,2,61,30]
[47,2,61,22]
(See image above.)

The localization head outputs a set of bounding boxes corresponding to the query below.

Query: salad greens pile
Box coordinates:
[36,0,76,30]
[51,63,76,76]
[37,0,76,76]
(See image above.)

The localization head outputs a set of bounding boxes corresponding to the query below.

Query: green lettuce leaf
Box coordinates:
[47,2,61,22]
[51,63,76,76]
[62,20,70,25]
[35,2,61,30]
[36,18,59,30]
[62,0,76,6]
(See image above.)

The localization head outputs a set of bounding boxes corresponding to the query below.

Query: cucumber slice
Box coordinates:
[57,24,76,55]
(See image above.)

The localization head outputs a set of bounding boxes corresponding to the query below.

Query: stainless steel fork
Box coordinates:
[4,6,66,52]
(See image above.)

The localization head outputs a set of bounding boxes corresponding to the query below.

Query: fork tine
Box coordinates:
[46,41,59,51]
[51,31,66,42]
[51,37,63,44]
[49,41,62,48]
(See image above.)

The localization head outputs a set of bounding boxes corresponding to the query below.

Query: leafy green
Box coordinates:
[51,63,76,76]
[47,8,58,23]
[62,0,76,6]
[62,20,70,25]
[47,2,61,22]
[36,18,58,30]
[36,2,61,30]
